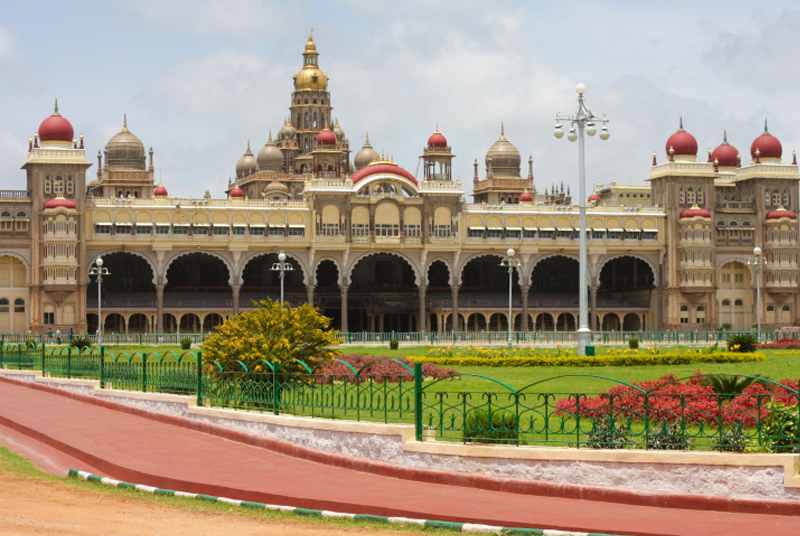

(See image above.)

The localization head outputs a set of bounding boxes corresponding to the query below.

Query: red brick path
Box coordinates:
[1,376,799,536]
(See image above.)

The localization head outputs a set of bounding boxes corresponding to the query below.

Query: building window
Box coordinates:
[679,187,684,205]
[172,225,189,235]
[352,224,369,237]
[773,189,781,206]
[524,229,537,238]
[321,223,339,236]
[45,176,52,194]
[734,299,743,306]
[135,224,153,235]
[538,229,554,239]
[213,225,230,236]
[375,224,399,237]
[556,229,573,239]
[248,226,265,236]
[94,224,111,234]
[607,230,622,240]
[505,229,520,239]
[268,225,285,236]
[680,305,689,324]
[721,299,731,306]
[624,230,640,240]
[642,231,657,240]
[54,176,64,195]
[432,224,450,237]
[14,299,24,313]
[44,312,55,325]
[468,228,484,239]
[765,188,771,206]
[115,224,132,235]
[288,226,305,237]
[232,226,246,235]
[405,224,421,237]
[696,306,706,323]
[0,299,8,313]
[156,225,171,235]
[67,176,74,195]
[686,187,695,205]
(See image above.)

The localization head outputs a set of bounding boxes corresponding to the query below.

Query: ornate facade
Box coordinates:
[1,36,797,335]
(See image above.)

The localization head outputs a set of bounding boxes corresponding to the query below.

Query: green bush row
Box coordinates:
[407,351,766,367]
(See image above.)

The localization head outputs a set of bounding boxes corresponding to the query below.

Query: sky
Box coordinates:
[1,0,798,199]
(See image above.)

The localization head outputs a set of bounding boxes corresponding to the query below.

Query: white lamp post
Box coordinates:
[499,248,522,347]
[747,246,766,341]
[89,257,110,345]
[271,252,294,306]
[555,83,609,356]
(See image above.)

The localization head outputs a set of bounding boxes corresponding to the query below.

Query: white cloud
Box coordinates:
[0,24,43,90]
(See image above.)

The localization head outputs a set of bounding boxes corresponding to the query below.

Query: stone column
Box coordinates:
[340,285,349,333]
[521,284,530,332]
[450,285,460,331]
[590,286,598,331]
[419,285,427,333]
[156,284,164,333]
[306,285,315,307]
[232,285,240,315]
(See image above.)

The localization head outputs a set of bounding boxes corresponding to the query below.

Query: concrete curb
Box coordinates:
[68,469,625,536]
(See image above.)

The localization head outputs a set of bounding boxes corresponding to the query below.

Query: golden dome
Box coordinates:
[105,114,146,171]
[293,33,328,91]
[485,123,521,177]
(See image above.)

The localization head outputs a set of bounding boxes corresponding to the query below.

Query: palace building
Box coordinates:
[1,35,798,335]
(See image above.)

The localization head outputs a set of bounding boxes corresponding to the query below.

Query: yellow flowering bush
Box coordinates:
[408,352,765,367]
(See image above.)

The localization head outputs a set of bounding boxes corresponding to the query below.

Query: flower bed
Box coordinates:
[316,354,457,383]
[408,352,766,367]
[758,338,800,349]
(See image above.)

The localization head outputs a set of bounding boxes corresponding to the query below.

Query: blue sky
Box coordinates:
[1,0,798,198]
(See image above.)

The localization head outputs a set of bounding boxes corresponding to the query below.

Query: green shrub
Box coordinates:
[719,323,733,332]
[464,409,517,444]
[389,339,399,350]
[70,336,93,350]
[761,402,799,453]
[718,426,748,453]
[649,422,689,450]
[180,337,192,350]
[586,420,632,449]
[726,332,757,353]
[628,338,639,349]
[705,374,766,399]
[408,351,766,367]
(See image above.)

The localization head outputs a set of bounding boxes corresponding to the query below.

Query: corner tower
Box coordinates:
[291,32,332,172]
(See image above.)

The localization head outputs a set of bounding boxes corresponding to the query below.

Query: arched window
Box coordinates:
[67,175,74,195]
[721,299,731,306]
[773,189,781,206]
[45,175,52,194]
[304,113,309,128]
[742,221,751,227]
[783,305,792,323]
[304,138,309,150]
[716,220,725,227]
[679,186,685,205]
[687,187,695,205]
[14,299,24,312]
[697,187,704,206]
[312,112,318,129]
[766,188,771,206]
[696,306,706,323]
[54,175,64,195]
[0,299,8,313]
[680,305,689,324]
[734,299,743,306]
[729,221,738,227]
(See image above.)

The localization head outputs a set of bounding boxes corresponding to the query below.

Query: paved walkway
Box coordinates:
[1,377,799,536]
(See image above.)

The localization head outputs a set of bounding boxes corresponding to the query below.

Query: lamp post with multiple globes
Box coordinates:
[499,248,522,347]
[747,246,767,341]
[89,257,110,345]
[271,252,294,306]
[554,84,609,356]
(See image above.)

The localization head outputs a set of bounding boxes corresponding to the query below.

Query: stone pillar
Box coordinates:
[419,285,427,333]
[232,285,240,315]
[450,285,460,331]
[156,284,164,333]
[521,284,530,332]
[590,286,598,331]
[307,285,315,307]
[340,285,349,333]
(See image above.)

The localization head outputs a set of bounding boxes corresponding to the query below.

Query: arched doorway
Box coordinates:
[241,253,305,307]
[180,313,201,333]
[535,313,554,331]
[597,256,655,330]
[165,254,231,316]
[488,313,507,332]
[104,313,125,334]
[87,252,155,330]
[602,313,621,331]
[128,313,149,333]
[716,261,752,330]
[315,259,341,329]
[348,253,418,332]
[203,313,224,332]
[460,255,519,332]
[623,313,641,331]
[556,313,575,331]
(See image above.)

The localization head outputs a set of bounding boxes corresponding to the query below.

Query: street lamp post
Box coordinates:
[499,248,522,347]
[89,257,110,345]
[271,252,294,306]
[555,83,610,356]
[747,246,767,341]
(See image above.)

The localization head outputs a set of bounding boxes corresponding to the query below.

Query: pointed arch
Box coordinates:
[345,251,421,287]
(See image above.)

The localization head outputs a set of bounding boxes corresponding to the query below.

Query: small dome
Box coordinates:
[767,207,797,220]
[264,179,289,194]
[44,196,77,210]
[680,206,711,218]
[332,119,345,141]
[105,115,146,171]
[711,131,740,168]
[354,134,379,170]
[427,125,447,148]
[38,100,74,144]
[153,183,168,197]
[486,124,521,176]
[751,120,782,161]
[588,193,601,202]
[229,186,245,198]
[520,190,533,202]
[316,127,337,145]
[277,120,297,143]
[665,118,697,160]
[235,142,258,178]
[257,133,283,171]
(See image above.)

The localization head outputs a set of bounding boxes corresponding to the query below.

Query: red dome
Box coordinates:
[751,121,782,161]
[316,129,337,145]
[153,184,168,197]
[665,119,697,158]
[520,191,533,202]
[44,197,77,209]
[229,186,245,198]
[767,208,797,220]
[38,102,74,143]
[350,163,418,185]
[588,193,601,202]
[711,132,739,167]
[427,129,447,148]
[680,206,711,218]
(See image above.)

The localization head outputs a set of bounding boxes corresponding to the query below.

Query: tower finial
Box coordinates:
[268,130,272,141]
[123,113,128,132]
[764,119,769,134]
[435,121,439,133]
[365,132,370,144]
[679,116,683,130]
[247,139,251,151]
[723,130,728,144]
[54,98,59,114]
[500,122,505,140]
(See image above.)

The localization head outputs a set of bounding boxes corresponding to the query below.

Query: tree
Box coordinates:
[202,299,341,370]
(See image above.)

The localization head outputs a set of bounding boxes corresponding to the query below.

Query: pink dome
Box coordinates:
[229,186,245,198]
[427,128,447,148]
[38,101,74,143]
[588,193,601,202]
[680,206,711,218]
[316,128,337,145]
[767,208,797,220]
[665,119,697,158]
[153,184,168,197]
[350,163,418,185]
[751,121,782,161]
[520,191,533,202]
[711,132,739,167]
[44,197,77,209]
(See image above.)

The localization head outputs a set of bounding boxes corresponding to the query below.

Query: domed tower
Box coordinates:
[275,119,300,172]
[290,32,332,174]
[354,134,379,170]
[420,124,455,181]
[94,115,156,198]
[472,124,532,204]
[257,133,284,173]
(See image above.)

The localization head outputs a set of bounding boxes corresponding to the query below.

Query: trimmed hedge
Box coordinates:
[407,351,766,367]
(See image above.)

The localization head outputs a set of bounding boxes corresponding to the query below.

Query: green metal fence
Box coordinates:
[6,344,799,452]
